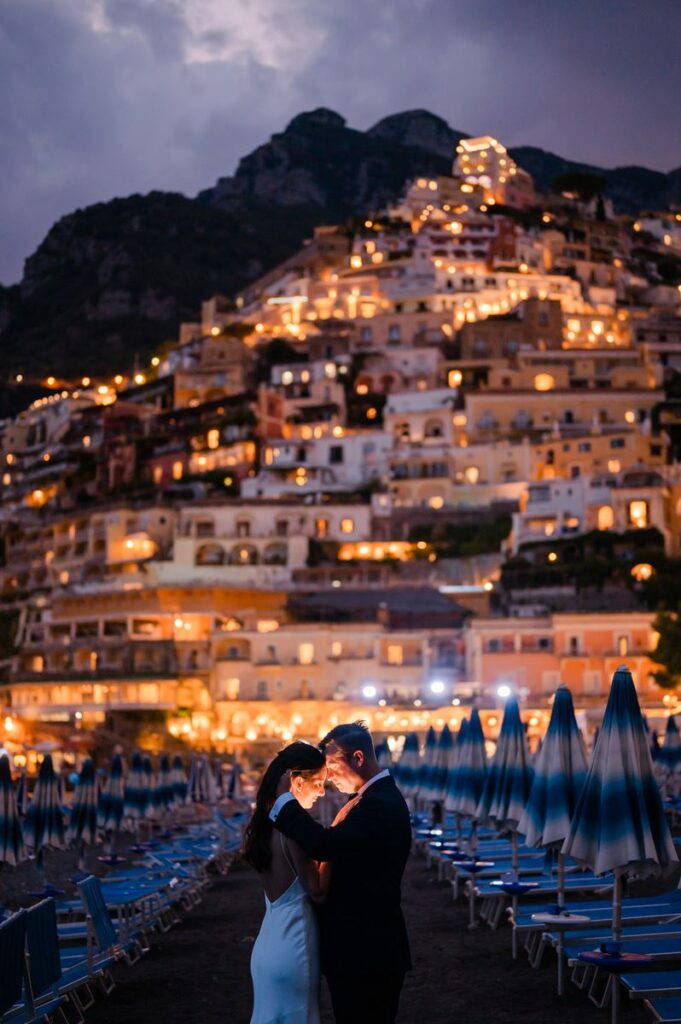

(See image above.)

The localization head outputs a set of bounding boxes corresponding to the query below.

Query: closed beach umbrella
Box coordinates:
[152,755,174,816]
[226,758,244,801]
[24,755,65,854]
[15,770,29,817]
[562,666,677,1023]
[448,710,487,822]
[141,756,155,820]
[98,754,125,832]
[476,697,534,838]
[374,739,393,771]
[444,717,469,814]
[124,753,147,824]
[519,686,587,851]
[517,686,588,993]
[0,756,26,866]
[476,698,533,956]
[66,759,98,847]
[416,726,438,806]
[170,755,188,807]
[430,725,454,804]
[395,733,420,806]
[660,715,681,797]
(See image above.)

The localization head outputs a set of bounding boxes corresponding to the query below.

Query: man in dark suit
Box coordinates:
[270,722,412,1024]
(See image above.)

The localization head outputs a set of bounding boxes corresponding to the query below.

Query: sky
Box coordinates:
[1,0,680,284]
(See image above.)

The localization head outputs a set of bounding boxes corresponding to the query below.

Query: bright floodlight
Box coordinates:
[430,680,445,694]
[362,685,377,699]
[497,684,512,698]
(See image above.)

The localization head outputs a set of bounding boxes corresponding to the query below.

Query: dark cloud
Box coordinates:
[0,0,679,283]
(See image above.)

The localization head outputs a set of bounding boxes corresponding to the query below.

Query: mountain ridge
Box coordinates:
[1,107,679,378]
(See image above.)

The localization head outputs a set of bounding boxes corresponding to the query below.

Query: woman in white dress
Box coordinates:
[243,742,330,1024]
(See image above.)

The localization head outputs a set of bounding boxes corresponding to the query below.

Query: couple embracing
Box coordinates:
[243,722,412,1024]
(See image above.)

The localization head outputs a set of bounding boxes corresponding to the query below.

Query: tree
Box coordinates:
[650,605,681,689]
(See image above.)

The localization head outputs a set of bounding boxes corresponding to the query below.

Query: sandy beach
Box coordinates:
[63,852,661,1024]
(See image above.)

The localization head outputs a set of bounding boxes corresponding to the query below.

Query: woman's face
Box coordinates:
[290,767,327,809]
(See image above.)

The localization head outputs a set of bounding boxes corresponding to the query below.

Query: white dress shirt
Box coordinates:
[269,768,391,823]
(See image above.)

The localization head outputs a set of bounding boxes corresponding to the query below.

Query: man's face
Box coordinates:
[323,740,365,794]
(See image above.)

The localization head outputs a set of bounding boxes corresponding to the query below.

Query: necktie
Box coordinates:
[331,793,360,826]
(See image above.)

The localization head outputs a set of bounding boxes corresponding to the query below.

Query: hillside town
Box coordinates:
[2,134,681,769]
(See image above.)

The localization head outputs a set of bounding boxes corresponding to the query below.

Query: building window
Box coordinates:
[256,680,269,700]
[387,644,403,665]
[598,505,614,530]
[340,518,354,534]
[236,519,250,537]
[315,518,329,539]
[628,500,648,528]
[276,519,288,537]
[331,640,342,658]
[360,326,372,342]
[207,429,220,450]
[464,466,480,484]
[329,446,344,464]
[298,643,314,665]
[387,325,401,343]
[617,635,629,657]
[172,461,183,481]
[568,636,580,655]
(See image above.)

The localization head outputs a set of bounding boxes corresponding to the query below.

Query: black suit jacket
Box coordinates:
[273,774,412,978]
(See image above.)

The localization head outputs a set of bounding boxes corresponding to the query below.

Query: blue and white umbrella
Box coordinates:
[225,758,244,801]
[0,755,26,867]
[660,715,681,797]
[97,754,125,832]
[429,725,454,804]
[519,686,587,851]
[395,733,420,805]
[562,666,677,1023]
[66,759,99,847]
[517,686,588,993]
[444,717,467,812]
[475,697,534,838]
[170,755,188,807]
[141,756,156,820]
[416,726,438,806]
[374,739,393,771]
[15,770,28,817]
[563,666,677,878]
[124,753,148,825]
[24,755,65,855]
[448,709,487,821]
[152,755,174,817]
[476,698,533,955]
[188,756,217,803]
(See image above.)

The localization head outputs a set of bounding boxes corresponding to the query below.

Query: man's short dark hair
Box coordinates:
[320,720,375,759]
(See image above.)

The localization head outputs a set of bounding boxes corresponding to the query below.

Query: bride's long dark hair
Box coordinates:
[242,741,326,873]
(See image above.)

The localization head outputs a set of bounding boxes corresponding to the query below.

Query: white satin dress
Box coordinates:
[250,839,321,1024]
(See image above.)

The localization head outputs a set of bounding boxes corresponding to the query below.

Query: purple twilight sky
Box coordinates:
[1,0,680,284]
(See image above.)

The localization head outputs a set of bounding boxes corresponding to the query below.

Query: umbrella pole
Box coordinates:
[556,850,567,996]
[611,872,622,1024]
[511,831,519,959]
[467,878,478,930]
